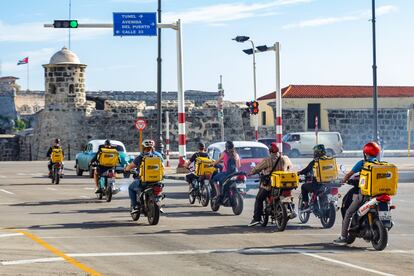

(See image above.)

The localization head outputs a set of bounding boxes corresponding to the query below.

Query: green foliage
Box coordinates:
[14,119,26,131]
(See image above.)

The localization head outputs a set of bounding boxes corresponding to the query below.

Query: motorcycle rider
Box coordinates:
[46,138,64,178]
[248,142,291,226]
[124,139,164,214]
[334,141,381,245]
[297,144,328,209]
[185,142,209,192]
[211,141,241,200]
[90,139,117,193]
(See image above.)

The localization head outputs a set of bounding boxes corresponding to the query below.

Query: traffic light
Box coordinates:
[246,101,252,114]
[252,101,259,114]
[53,20,78,28]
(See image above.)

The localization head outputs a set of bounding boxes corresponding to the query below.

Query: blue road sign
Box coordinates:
[113,12,157,36]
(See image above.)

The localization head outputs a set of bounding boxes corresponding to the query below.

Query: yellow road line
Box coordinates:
[11,229,102,276]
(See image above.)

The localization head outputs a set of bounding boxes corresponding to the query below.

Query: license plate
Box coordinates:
[379,211,391,221]
[236,183,246,189]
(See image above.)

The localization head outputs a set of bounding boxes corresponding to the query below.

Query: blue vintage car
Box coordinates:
[75,139,134,178]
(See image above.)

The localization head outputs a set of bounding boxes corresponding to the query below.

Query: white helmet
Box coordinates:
[142,139,155,148]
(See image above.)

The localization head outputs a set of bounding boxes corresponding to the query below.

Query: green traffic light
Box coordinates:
[70,20,78,28]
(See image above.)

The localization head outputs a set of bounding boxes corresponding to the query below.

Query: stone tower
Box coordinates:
[0,76,19,133]
[42,47,87,110]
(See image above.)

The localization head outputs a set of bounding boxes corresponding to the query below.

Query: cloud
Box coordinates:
[0,20,111,43]
[283,4,398,29]
[2,48,55,74]
[164,0,312,24]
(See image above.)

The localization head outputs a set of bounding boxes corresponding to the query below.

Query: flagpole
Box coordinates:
[27,61,29,91]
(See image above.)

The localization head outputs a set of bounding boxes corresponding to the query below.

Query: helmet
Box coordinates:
[54,138,60,144]
[363,142,380,157]
[104,139,111,146]
[142,139,155,148]
[269,142,279,153]
[225,141,234,151]
[198,142,205,150]
[313,144,326,158]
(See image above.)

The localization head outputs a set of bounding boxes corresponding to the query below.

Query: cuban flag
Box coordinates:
[17,57,29,65]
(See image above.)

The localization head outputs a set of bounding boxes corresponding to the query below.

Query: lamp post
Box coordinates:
[371,0,379,144]
[233,36,259,141]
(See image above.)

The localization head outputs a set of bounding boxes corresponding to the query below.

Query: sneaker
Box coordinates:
[95,188,101,194]
[248,219,260,227]
[333,236,347,245]
[130,206,139,214]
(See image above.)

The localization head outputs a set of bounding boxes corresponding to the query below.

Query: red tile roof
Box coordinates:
[257,85,414,100]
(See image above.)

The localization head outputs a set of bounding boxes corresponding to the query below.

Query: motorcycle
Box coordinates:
[298,177,341,228]
[189,175,211,207]
[130,170,165,225]
[260,183,297,232]
[210,171,247,215]
[92,163,120,202]
[50,162,63,185]
[343,178,395,251]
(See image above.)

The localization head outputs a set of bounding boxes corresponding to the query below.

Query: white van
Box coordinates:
[283,132,343,157]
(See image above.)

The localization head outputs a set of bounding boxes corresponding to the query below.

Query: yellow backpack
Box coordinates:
[51,148,64,163]
[194,157,215,176]
[140,155,164,182]
[98,148,119,167]
[359,161,398,196]
[313,157,338,183]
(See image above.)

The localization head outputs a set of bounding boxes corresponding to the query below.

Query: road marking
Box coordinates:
[47,187,57,191]
[80,196,89,199]
[84,187,95,190]
[7,229,101,276]
[302,252,395,276]
[0,189,14,195]
[0,175,6,178]
[0,233,23,238]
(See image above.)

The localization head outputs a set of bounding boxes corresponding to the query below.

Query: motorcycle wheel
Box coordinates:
[106,183,112,202]
[298,195,310,224]
[371,219,388,251]
[231,191,244,216]
[51,171,55,184]
[188,185,196,205]
[88,166,94,178]
[200,181,211,207]
[320,202,336,229]
[260,200,269,227]
[147,197,160,225]
[131,207,140,221]
[346,234,356,245]
[210,197,220,212]
[76,163,83,176]
[274,201,288,232]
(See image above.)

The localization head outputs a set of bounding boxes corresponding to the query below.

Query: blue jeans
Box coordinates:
[212,172,228,184]
[128,179,142,208]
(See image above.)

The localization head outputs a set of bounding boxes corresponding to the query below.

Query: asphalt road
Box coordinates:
[0,160,413,276]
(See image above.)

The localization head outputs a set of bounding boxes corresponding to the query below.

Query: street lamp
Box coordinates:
[371,0,379,144]
[233,35,259,141]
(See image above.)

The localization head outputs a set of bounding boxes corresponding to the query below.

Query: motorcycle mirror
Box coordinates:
[340,164,346,173]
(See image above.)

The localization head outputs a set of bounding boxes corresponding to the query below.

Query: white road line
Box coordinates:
[47,188,57,191]
[2,248,413,267]
[84,187,94,190]
[0,233,23,238]
[0,189,14,195]
[301,252,395,276]
[0,175,6,178]
[80,196,89,199]
[16,173,26,176]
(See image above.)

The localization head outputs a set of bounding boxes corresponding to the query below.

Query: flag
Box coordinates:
[17,57,29,65]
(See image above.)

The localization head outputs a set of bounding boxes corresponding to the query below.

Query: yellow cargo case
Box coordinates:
[140,156,164,182]
[271,171,299,189]
[359,161,398,196]
[313,157,338,183]
[194,157,215,176]
[51,148,64,163]
[98,148,119,167]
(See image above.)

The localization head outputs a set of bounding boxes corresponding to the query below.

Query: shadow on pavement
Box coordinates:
[27,220,138,230]
[164,210,234,218]
[30,206,129,215]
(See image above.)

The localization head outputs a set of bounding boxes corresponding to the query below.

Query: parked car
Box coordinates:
[207,141,269,189]
[75,139,134,178]
[258,138,291,154]
[283,132,343,158]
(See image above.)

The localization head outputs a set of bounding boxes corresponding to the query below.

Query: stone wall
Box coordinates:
[0,135,19,161]
[328,108,413,150]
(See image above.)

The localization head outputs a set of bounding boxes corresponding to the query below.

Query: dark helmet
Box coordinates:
[269,142,279,154]
[313,144,326,158]
[104,139,111,146]
[363,141,380,157]
[54,138,60,144]
[198,142,205,150]
[225,141,234,151]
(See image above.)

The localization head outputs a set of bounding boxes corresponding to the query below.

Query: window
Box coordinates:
[213,149,220,160]
[49,84,56,94]
[262,111,266,125]
[69,84,74,95]
[236,147,269,159]
[288,134,300,142]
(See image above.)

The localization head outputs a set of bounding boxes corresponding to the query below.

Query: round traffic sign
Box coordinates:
[135,118,147,131]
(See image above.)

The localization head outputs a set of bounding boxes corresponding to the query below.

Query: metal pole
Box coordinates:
[274,42,283,153]
[408,109,412,158]
[176,20,186,167]
[250,40,259,141]
[27,62,29,91]
[156,0,164,154]
[372,0,379,143]
[69,0,72,50]
[218,75,225,142]
[165,111,170,167]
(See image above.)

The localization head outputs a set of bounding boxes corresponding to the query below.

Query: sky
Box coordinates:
[0,0,413,101]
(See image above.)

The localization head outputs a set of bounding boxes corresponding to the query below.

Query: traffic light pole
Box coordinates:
[274,42,282,153]
[249,40,259,141]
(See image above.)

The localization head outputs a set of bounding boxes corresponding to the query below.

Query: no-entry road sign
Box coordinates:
[135,118,147,131]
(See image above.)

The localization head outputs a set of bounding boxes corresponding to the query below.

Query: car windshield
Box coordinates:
[236,147,269,159]
[98,144,125,152]
[282,134,290,142]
